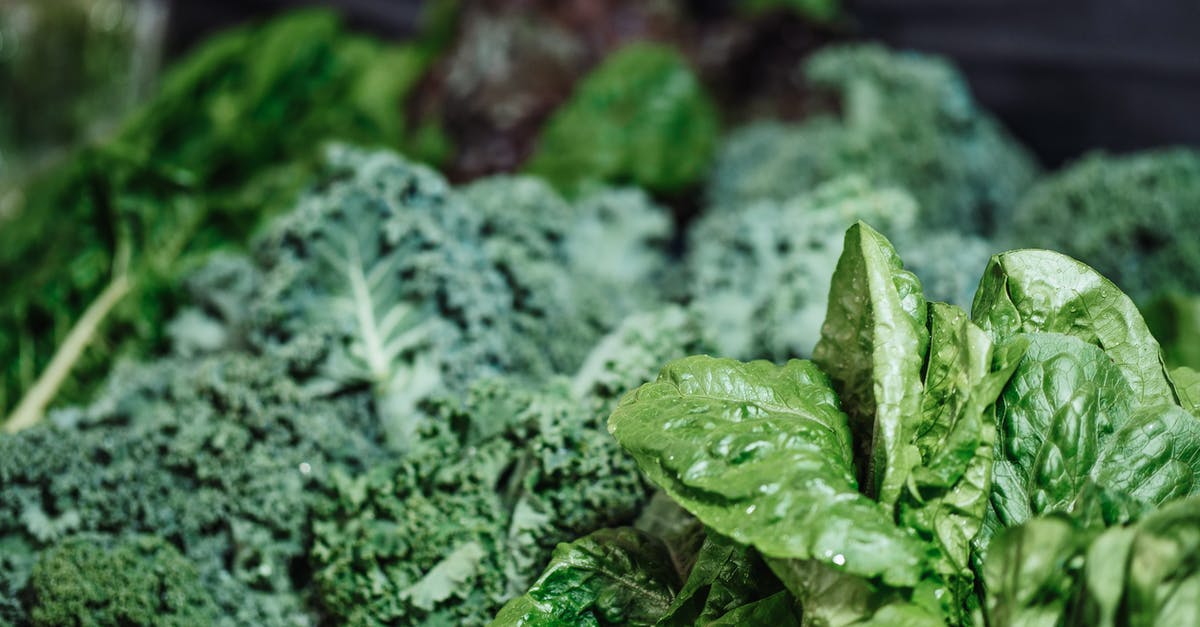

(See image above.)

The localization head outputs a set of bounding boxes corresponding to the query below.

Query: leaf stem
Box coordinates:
[4,273,134,434]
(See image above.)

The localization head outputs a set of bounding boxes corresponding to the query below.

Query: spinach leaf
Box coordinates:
[657,532,788,626]
[982,515,1091,627]
[490,527,680,626]
[985,495,1200,627]
[1092,404,1200,506]
[898,303,1025,618]
[1121,495,1200,625]
[704,591,801,625]
[608,355,927,587]
[972,249,1175,407]
[813,221,928,510]
[987,332,1200,550]
[988,333,1136,530]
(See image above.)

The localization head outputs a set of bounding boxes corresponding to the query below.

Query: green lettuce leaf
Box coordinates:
[490,528,680,627]
[813,221,928,511]
[985,495,1200,626]
[609,355,926,587]
[986,332,1200,549]
[982,514,1091,627]
[972,249,1175,407]
[657,532,787,626]
[899,303,1025,618]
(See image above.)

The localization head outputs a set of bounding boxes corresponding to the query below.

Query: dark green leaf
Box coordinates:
[982,515,1091,627]
[490,528,680,627]
[899,304,1025,618]
[989,333,1136,530]
[657,532,784,626]
[525,43,718,193]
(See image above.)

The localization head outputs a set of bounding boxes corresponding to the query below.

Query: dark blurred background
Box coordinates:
[164,0,1200,169]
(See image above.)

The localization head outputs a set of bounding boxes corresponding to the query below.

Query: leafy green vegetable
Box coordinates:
[972,249,1175,407]
[708,44,1038,233]
[309,378,654,625]
[1173,367,1200,415]
[307,304,701,625]
[526,43,719,194]
[984,494,1200,626]
[608,355,927,587]
[491,528,681,626]
[813,221,928,509]
[688,177,919,360]
[1006,148,1200,300]
[657,532,791,626]
[0,353,383,624]
[0,8,453,430]
[505,219,1200,626]
[973,248,1200,578]
[898,304,1024,621]
[688,176,996,362]
[26,535,217,627]
[251,148,677,449]
[1143,291,1200,371]
[981,514,1090,626]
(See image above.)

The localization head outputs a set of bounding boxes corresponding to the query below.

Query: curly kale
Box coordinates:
[1006,148,1200,300]
[708,43,1039,233]
[309,378,651,626]
[308,307,704,625]
[0,353,383,625]
[246,147,674,450]
[0,8,451,430]
[462,177,673,375]
[25,535,217,626]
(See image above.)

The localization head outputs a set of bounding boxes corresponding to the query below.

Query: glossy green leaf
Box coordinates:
[813,221,928,510]
[987,495,1200,627]
[989,333,1136,530]
[657,532,784,626]
[982,515,1091,627]
[609,355,926,587]
[1121,496,1200,625]
[705,590,800,626]
[1092,404,1200,506]
[988,332,1200,554]
[490,528,680,627]
[972,249,1174,407]
[900,304,1025,618]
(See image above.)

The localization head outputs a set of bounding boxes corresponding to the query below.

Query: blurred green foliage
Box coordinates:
[26,535,218,626]
[0,0,151,166]
[0,8,454,424]
[709,44,1039,233]
[739,0,840,23]
[525,43,719,195]
[1006,148,1200,301]
[1143,292,1200,371]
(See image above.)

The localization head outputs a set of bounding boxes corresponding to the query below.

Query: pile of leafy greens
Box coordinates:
[0,146,699,625]
[0,7,455,432]
[8,6,1200,626]
[496,221,1200,626]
